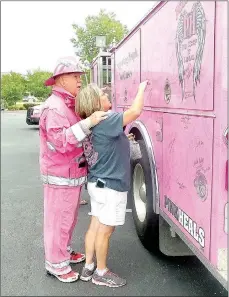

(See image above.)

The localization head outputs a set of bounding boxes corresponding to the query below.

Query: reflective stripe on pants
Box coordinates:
[44,185,81,275]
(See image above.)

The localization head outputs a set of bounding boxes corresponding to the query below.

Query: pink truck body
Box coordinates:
[91,1,227,289]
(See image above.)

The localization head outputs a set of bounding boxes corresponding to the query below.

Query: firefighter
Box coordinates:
[39,56,107,282]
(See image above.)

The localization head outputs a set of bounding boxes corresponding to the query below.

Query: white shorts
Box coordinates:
[87,182,127,226]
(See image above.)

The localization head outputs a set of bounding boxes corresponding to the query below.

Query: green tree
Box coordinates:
[71,9,128,64]
[26,69,52,100]
[1,72,26,107]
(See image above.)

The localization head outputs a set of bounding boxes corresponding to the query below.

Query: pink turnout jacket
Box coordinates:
[39,86,88,187]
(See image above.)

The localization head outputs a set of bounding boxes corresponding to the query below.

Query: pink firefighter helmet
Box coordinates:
[44,56,86,86]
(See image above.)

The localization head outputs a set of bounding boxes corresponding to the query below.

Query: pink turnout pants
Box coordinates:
[43,184,82,275]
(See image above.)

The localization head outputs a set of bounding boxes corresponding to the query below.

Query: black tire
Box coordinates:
[26,108,34,125]
[128,140,159,252]
[26,118,32,125]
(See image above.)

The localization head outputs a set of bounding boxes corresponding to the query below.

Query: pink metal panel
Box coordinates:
[210,1,228,272]
[162,114,214,259]
[141,1,215,111]
[114,30,141,106]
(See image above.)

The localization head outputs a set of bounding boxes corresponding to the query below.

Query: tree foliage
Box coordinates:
[71,9,128,64]
[1,70,52,107]
[1,72,26,107]
[26,69,52,100]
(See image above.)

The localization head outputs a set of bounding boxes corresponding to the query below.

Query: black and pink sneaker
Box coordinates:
[92,269,126,287]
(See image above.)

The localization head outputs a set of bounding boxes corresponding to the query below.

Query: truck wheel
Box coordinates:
[129,140,159,252]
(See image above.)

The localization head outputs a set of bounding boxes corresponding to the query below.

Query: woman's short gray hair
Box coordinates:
[76,83,102,119]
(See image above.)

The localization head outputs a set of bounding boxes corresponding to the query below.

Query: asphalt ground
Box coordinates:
[1,111,227,296]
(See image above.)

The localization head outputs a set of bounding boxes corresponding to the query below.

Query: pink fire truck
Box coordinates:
[90,1,228,289]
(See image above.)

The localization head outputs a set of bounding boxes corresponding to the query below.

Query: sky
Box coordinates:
[1,1,154,74]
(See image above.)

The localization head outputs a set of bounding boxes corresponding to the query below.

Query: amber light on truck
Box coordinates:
[223,128,228,191]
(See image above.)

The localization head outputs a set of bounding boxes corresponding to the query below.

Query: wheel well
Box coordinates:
[128,122,160,214]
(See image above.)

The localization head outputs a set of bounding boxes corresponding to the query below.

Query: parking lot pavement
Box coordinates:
[1,111,227,296]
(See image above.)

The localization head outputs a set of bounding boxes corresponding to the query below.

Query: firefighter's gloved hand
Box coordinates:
[79,111,108,135]
[88,111,108,128]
